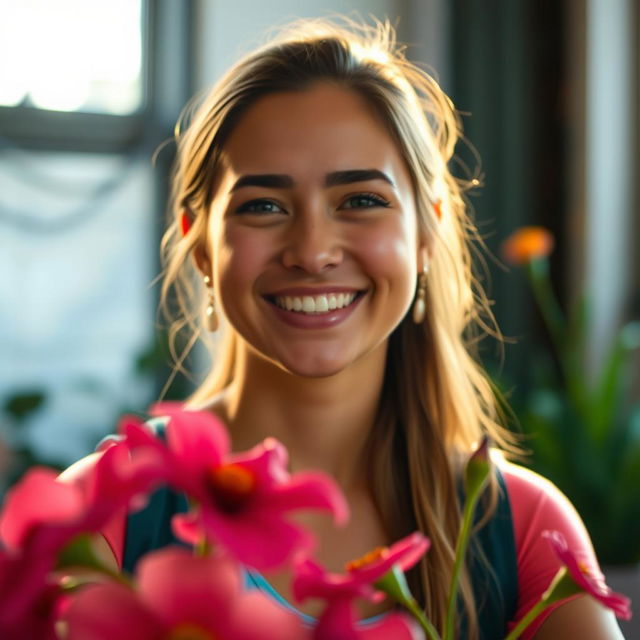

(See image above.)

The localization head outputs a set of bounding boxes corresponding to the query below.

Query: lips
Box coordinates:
[274,292,357,314]
[263,288,365,326]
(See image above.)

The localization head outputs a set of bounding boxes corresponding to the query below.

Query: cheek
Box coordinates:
[353,218,418,295]
[213,226,271,311]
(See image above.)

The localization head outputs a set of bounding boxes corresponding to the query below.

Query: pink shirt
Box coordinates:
[65,454,599,638]
[500,460,597,637]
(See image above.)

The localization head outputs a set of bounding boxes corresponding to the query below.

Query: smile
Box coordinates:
[274,292,358,314]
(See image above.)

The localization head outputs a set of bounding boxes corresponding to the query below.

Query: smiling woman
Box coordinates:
[90,17,624,640]
[197,83,420,379]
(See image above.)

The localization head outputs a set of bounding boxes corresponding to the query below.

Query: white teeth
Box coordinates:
[274,292,357,314]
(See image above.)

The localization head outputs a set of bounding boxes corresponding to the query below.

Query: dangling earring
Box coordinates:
[412,263,429,324]
[203,275,219,332]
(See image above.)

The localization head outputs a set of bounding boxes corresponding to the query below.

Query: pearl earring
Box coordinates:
[412,264,429,324]
[203,275,219,332]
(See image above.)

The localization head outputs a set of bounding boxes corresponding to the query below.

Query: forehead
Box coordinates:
[218,83,411,187]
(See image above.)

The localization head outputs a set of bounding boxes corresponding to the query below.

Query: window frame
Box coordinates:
[0,0,190,154]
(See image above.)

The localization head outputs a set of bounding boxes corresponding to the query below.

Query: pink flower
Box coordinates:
[0,468,84,639]
[0,442,162,553]
[121,405,349,570]
[64,546,308,640]
[0,467,85,552]
[293,532,429,639]
[543,530,632,620]
[0,441,164,637]
[0,549,61,640]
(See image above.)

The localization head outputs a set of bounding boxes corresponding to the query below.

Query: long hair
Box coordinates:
[160,17,518,638]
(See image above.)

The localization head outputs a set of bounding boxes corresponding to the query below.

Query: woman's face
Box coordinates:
[203,82,426,378]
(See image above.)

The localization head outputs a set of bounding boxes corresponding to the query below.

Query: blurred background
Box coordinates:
[0,0,638,611]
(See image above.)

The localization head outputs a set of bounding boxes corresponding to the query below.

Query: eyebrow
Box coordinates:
[229,169,396,192]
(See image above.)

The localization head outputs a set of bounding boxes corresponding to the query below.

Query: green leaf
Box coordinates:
[3,391,46,422]
[56,533,129,585]
[56,533,107,572]
[563,292,590,416]
[591,322,640,444]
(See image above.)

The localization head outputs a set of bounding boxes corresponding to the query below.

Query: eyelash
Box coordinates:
[341,192,390,209]
[235,199,284,214]
[235,193,390,215]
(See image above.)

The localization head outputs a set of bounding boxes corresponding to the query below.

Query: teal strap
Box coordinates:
[460,469,519,639]
[121,418,190,575]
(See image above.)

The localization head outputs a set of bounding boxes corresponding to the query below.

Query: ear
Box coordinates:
[416,234,434,272]
[192,236,212,281]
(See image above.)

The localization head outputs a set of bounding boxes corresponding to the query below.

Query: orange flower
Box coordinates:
[501,226,554,265]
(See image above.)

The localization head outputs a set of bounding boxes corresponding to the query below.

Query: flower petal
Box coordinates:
[0,551,59,640]
[0,468,84,550]
[501,226,554,265]
[292,558,378,604]
[222,591,308,640]
[313,596,360,640]
[86,442,165,519]
[232,438,291,486]
[199,507,317,570]
[136,547,241,628]
[543,530,632,620]
[64,582,162,640]
[349,533,429,584]
[158,406,229,468]
[267,472,349,526]
[127,546,308,640]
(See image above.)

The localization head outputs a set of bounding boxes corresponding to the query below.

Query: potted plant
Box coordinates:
[499,227,640,635]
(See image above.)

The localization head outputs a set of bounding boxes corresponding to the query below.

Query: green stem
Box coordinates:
[443,490,481,640]
[503,600,548,640]
[195,537,212,557]
[404,598,442,640]
[526,259,585,410]
[526,259,565,357]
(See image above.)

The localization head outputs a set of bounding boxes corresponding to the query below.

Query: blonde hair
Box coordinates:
[160,17,518,638]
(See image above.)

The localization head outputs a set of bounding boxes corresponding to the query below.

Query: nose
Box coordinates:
[281,213,343,274]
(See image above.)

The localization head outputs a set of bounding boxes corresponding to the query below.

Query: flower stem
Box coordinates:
[375,566,441,639]
[195,537,212,557]
[443,491,481,640]
[526,259,584,400]
[503,600,548,640]
[404,598,442,640]
[526,258,565,353]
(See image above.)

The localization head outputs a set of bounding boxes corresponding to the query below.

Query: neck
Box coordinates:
[219,342,387,492]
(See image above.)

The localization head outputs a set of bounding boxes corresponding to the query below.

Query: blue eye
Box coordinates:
[236,199,284,214]
[341,193,390,209]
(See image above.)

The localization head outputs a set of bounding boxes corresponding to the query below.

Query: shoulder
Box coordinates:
[497,458,594,553]
[57,451,103,488]
[495,457,600,639]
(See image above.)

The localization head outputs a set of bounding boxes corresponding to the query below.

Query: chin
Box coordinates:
[275,356,351,379]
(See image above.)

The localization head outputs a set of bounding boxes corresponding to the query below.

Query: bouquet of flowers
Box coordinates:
[0,405,631,639]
